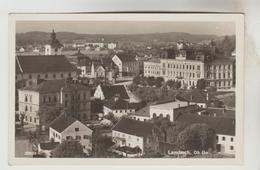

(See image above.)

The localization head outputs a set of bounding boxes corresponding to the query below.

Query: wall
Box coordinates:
[216,134,235,155]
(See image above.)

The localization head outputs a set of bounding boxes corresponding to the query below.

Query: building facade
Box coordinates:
[18,80,91,126]
[205,59,235,89]
[49,114,93,155]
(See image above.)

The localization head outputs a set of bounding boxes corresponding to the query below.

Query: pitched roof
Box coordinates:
[49,114,77,133]
[100,85,129,99]
[206,107,235,119]
[104,97,133,110]
[22,79,89,94]
[16,55,77,74]
[175,114,235,136]
[176,89,207,103]
[115,53,136,62]
[112,117,153,137]
[130,106,150,117]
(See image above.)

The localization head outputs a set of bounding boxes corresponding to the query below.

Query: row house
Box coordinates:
[18,79,91,126]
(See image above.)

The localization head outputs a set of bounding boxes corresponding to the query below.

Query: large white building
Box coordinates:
[149,100,190,121]
[49,114,93,155]
[144,57,204,88]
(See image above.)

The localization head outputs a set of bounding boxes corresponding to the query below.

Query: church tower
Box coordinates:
[45,29,64,55]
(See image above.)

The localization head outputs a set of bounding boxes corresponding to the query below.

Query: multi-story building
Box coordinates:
[160,58,205,87]
[112,117,155,156]
[143,52,205,87]
[18,79,91,126]
[112,53,139,77]
[49,114,93,155]
[149,100,200,122]
[205,58,235,89]
[103,96,135,117]
[16,55,77,85]
[143,58,162,78]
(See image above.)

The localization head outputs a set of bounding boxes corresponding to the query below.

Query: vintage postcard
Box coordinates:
[8,13,244,165]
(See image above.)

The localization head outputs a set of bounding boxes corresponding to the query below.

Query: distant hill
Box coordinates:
[16,31,233,46]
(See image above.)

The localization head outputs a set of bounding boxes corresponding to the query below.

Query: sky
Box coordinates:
[16,21,235,36]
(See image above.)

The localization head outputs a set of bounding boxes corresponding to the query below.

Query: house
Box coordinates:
[107,42,117,50]
[149,100,192,121]
[112,117,155,155]
[15,55,77,85]
[103,96,135,117]
[93,85,129,101]
[49,114,93,155]
[37,142,59,157]
[205,107,235,119]
[129,106,150,122]
[112,53,139,77]
[175,114,235,155]
[18,79,91,125]
[176,89,209,108]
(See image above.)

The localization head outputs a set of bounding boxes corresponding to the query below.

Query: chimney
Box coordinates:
[60,87,63,105]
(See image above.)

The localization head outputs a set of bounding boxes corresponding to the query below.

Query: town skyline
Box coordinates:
[16,21,235,36]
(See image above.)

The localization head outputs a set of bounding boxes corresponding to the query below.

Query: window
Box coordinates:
[76,136,81,140]
[68,73,71,77]
[197,65,200,70]
[53,74,56,79]
[66,136,71,140]
[230,146,234,150]
[61,73,63,78]
[216,136,219,140]
[83,135,89,139]
[29,95,32,102]
[25,95,28,102]
[45,74,48,79]
[29,74,32,79]
[37,74,41,79]
[53,96,57,102]
[25,105,28,112]
[30,116,32,122]
[30,106,32,112]
[231,137,234,142]
[222,136,226,141]
[75,128,79,132]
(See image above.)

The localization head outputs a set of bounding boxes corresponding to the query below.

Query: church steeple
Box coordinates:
[51,29,56,41]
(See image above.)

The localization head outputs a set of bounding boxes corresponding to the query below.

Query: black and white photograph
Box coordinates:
[9,13,244,165]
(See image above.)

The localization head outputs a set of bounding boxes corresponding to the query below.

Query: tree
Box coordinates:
[147,76,156,86]
[166,80,175,88]
[197,79,206,90]
[133,75,141,84]
[51,140,85,158]
[166,122,186,144]
[176,123,216,153]
[155,77,164,87]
